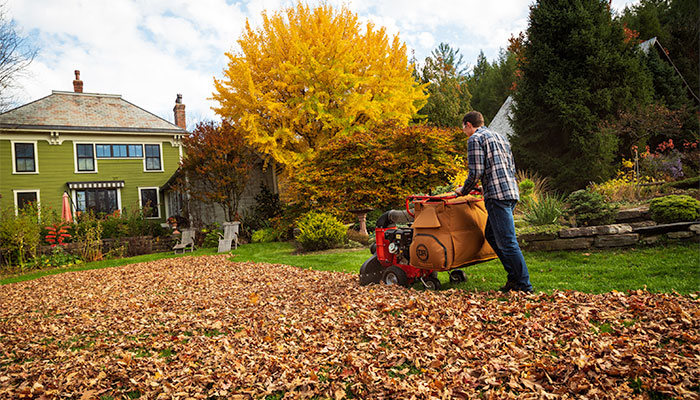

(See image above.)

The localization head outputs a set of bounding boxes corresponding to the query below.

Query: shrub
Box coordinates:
[254,184,284,221]
[565,189,619,227]
[72,212,103,262]
[680,141,699,178]
[649,195,700,224]
[30,246,78,269]
[201,223,222,248]
[519,179,535,197]
[252,228,278,243]
[516,170,551,200]
[101,208,166,239]
[638,140,699,182]
[0,204,41,268]
[522,193,565,226]
[518,178,536,210]
[101,211,129,239]
[296,211,347,252]
[239,184,285,242]
[270,201,312,242]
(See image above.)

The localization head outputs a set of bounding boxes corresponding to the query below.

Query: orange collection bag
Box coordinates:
[408,196,497,271]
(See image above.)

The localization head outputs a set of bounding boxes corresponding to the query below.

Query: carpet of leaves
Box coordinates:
[1,255,699,399]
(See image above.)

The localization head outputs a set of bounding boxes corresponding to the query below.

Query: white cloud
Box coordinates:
[4,0,640,123]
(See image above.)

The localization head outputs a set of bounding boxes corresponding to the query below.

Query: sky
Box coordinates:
[5,0,640,129]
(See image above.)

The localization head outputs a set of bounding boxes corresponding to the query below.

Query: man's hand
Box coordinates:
[455,186,463,196]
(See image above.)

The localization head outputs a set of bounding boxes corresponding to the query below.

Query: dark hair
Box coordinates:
[462,111,484,128]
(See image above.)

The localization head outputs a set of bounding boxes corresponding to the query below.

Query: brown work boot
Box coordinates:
[499,281,518,292]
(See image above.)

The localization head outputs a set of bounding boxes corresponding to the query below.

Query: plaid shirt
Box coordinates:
[461,126,520,201]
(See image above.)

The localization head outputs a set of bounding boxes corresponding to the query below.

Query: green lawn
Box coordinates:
[232,241,700,294]
[3,241,698,294]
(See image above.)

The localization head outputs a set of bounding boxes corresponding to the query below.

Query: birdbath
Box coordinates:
[349,208,374,236]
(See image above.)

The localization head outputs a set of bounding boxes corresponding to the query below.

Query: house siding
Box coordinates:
[1,138,74,213]
[183,163,276,226]
[0,137,180,221]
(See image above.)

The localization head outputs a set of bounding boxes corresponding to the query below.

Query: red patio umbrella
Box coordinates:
[61,192,73,223]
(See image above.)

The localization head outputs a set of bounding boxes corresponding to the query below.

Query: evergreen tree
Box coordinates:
[620,0,699,147]
[621,0,699,101]
[468,49,517,124]
[511,0,653,192]
[644,49,688,110]
[417,43,471,127]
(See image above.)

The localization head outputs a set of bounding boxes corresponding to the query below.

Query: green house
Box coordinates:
[0,71,187,222]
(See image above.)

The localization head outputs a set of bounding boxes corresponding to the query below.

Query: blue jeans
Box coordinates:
[484,199,532,291]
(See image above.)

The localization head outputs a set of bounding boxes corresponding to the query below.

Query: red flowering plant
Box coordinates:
[45,222,72,247]
[638,139,698,181]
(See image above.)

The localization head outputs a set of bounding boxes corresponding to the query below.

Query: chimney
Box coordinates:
[173,94,186,129]
[73,70,83,93]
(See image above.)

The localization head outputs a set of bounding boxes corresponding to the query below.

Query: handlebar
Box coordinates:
[405,189,483,217]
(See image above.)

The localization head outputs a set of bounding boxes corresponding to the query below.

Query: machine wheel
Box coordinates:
[359,255,384,286]
[422,275,441,290]
[382,266,408,287]
[449,270,467,284]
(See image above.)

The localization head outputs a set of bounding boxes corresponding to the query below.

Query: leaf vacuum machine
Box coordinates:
[359,193,498,290]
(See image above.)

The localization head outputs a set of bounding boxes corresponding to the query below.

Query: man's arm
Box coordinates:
[456,136,484,195]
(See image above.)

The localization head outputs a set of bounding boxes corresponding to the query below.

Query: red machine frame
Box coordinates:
[372,191,482,284]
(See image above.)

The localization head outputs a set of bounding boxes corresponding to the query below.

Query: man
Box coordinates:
[455,111,533,293]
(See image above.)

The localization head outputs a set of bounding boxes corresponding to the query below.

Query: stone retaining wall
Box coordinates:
[518,206,699,251]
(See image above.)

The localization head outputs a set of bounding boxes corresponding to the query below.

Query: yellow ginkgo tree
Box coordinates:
[212,2,428,169]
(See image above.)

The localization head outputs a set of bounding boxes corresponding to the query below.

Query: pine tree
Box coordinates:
[510,0,653,192]
[621,0,699,100]
[468,49,517,124]
[417,43,471,127]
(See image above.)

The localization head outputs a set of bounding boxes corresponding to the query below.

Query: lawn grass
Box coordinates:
[455,242,700,294]
[0,248,218,285]
[3,241,698,294]
[232,241,700,294]
[231,241,369,274]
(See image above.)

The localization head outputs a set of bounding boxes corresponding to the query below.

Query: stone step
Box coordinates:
[633,220,699,235]
[559,224,632,238]
[615,206,650,223]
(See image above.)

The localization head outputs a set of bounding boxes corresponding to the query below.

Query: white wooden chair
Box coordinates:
[217,221,240,252]
[173,228,196,254]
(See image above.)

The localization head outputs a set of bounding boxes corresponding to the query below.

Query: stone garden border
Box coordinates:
[518,206,699,251]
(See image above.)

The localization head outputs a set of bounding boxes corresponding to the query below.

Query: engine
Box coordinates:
[381,227,413,265]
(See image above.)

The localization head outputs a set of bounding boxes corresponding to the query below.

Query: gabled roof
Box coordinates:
[638,37,658,55]
[488,95,515,139]
[638,37,699,103]
[0,91,185,134]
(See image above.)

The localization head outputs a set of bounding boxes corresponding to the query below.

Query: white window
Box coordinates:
[138,187,160,219]
[95,144,143,158]
[74,143,97,173]
[144,144,163,171]
[11,141,38,174]
[13,190,40,216]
